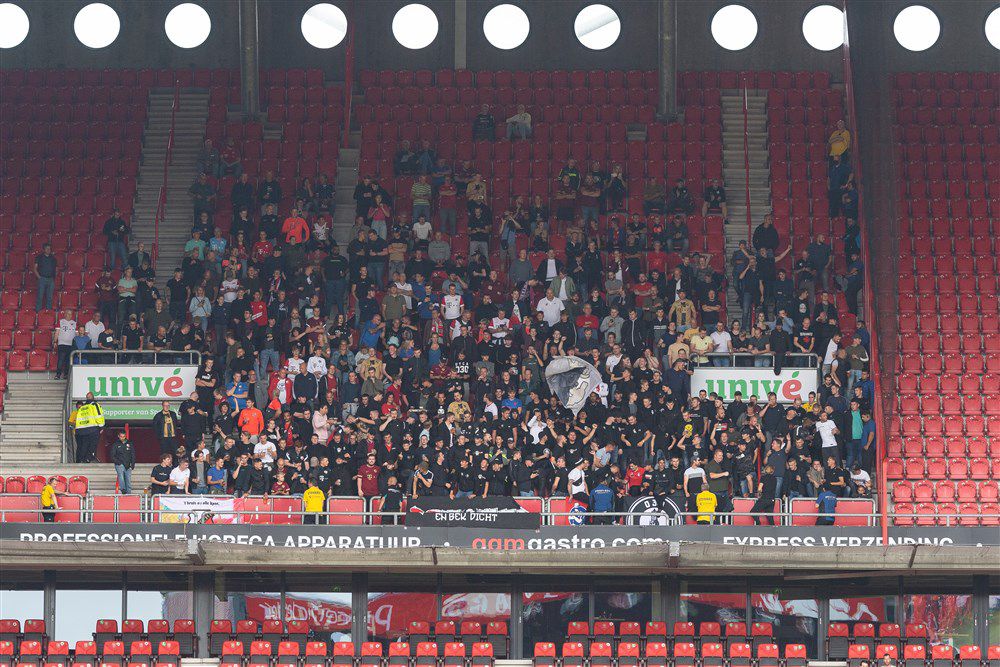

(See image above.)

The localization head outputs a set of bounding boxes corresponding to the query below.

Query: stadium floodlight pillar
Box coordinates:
[351,573,368,644]
[43,571,56,639]
[658,0,678,119]
[238,0,261,118]
[454,0,468,69]
[193,571,214,657]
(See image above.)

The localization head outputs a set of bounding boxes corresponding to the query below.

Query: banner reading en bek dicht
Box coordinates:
[71,365,199,401]
[690,367,819,403]
[406,496,540,529]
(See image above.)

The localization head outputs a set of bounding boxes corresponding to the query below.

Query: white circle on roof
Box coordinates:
[483,4,530,50]
[301,3,347,49]
[711,4,758,51]
[802,4,845,51]
[0,3,30,49]
[392,4,438,49]
[893,5,940,51]
[985,6,1000,50]
[165,3,211,49]
[74,3,121,49]
[575,4,621,50]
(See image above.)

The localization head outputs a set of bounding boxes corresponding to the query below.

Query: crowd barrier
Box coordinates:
[0,494,886,526]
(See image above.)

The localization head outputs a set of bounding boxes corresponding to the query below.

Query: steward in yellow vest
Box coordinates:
[74,392,105,463]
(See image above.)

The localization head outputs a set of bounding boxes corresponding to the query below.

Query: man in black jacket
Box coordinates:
[152,402,181,455]
[111,430,136,494]
[769,325,791,375]
[293,370,321,406]
[247,458,271,496]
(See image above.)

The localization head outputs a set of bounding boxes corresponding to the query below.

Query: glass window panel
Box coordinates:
[368,592,438,643]
[681,592,747,625]
[904,595,974,645]
[522,592,588,655]
[56,590,122,643]
[989,595,1000,645]
[127,591,193,621]
[126,572,194,622]
[285,592,352,643]
[441,592,511,623]
[829,597,897,623]
[594,591,651,624]
[0,590,43,622]
[751,593,819,657]
[213,574,283,623]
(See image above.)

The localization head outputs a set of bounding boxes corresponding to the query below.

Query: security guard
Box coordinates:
[74,392,106,463]
[695,482,718,525]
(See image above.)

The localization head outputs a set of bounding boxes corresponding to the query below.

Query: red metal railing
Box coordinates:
[740,72,752,238]
[840,6,888,543]
[152,80,180,268]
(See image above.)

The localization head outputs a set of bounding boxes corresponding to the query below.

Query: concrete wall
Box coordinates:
[0,0,240,71]
[0,0,995,79]
[859,0,1000,71]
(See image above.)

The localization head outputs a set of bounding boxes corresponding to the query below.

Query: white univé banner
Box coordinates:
[71,365,199,401]
[691,367,819,402]
[156,496,238,524]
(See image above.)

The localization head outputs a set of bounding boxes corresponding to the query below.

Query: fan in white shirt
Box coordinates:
[490,314,511,340]
[709,326,732,354]
[536,290,565,326]
[442,292,464,320]
[306,354,328,375]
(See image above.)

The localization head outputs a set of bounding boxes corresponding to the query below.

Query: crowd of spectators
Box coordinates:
[42,117,873,524]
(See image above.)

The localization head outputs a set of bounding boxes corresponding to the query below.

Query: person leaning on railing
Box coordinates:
[40,477,63,523]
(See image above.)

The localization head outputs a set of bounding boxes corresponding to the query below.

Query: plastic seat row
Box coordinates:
[218,641,494,667]
[1,475,89,495]
[888,451,998,477]
[846,644,1000,667]
[896,106,996,127]
[400,622,507,655]
[896,393,1000,416]
[891,500,1000,526]
[679,69,832,90]
[361,86,659,108]
[0,640,182,666]
[360,69,658,91]
[532,642,807,667]
[885,432,995,457]
[892,479,1000,503]
[893,71,998,90]
[0,67,324,89]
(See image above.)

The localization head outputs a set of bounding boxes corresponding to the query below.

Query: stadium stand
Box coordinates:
[887,70,999,527]
[0,66,876,530]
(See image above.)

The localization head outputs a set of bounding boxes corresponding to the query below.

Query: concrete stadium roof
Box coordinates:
[1,540,995,577]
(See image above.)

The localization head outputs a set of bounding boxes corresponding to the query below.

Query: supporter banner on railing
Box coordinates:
[690,367,819,402]
[71,365,199,401]
[155,495,238,524]
[407,496,539,528]
[6,524,997,548]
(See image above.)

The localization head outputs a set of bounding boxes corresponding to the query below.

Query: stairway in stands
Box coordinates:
[132,89,210,285]
[332,110,362,246]
[0,374,69,465]
[721,89,771,318]
[0,372,155,491]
